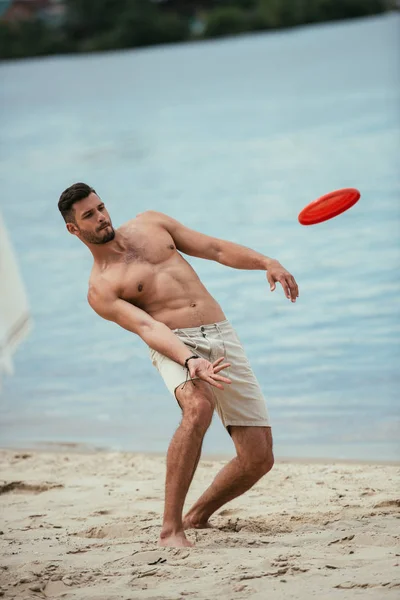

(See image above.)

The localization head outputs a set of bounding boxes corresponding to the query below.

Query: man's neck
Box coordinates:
[86,229,124,265]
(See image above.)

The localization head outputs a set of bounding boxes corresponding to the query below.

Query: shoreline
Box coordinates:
[1,442,399,466]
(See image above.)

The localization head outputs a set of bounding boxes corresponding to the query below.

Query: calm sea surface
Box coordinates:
[0,14,399,460]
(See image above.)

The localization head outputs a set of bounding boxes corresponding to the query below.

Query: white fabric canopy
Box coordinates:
[0,211,32,389]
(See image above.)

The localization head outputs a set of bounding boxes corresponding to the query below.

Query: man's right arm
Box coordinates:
[88,281,231,390]
[87,282,195,367]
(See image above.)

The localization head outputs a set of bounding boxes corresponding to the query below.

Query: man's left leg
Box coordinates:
[183,426,273,529]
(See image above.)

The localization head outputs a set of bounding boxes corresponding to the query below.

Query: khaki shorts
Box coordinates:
[149,319,270,429]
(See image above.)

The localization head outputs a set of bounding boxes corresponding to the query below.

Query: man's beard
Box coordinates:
[79,225,115,245]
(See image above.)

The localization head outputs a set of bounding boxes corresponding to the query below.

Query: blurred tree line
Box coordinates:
[0,0,395,60]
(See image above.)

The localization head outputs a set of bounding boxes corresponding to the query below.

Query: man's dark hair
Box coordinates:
[58,182,97,223]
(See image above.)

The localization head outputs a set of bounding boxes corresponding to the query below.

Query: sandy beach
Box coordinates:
[0,447,399,599]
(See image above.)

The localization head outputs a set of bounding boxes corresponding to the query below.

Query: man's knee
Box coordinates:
[261,450,275,475]
[247,448,274,479]
[183,397,213,433]
[177,382,214,433]
[232,426,274,480]
[238,433,274,479]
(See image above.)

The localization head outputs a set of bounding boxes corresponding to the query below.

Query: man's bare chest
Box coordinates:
[111,227,178,305]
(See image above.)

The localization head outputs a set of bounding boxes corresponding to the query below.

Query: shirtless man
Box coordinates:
[58,182,299,548]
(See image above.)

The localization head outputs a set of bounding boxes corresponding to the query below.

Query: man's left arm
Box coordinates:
[150,211,299,303]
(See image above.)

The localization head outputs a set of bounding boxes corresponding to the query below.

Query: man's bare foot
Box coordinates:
[159,530,193,548]
[183,515,213,530]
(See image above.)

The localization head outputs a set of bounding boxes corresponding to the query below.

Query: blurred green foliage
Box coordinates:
[0,0,393,60]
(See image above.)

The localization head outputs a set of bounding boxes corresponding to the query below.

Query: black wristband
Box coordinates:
[184,355,199,370]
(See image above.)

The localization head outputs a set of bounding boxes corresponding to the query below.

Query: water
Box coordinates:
[0,14,399,460]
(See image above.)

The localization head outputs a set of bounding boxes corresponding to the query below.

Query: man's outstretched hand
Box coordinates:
[189,357,231,390]
[266,259,299,303]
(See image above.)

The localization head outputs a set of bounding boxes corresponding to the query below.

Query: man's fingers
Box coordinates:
[279,276,290,299]
[213,357,230,373]
[214,362,231,373]
[280,275,299,302]
[268,267,298,302]
[291,279,299,300]
[212,357,225,367]
[205,376,224,390]
[211,373,231,384]
[267,272,276,292]
[193,356,232,387]
[287,276,298,301]
[292,276,299,297]
[198,370,231,389]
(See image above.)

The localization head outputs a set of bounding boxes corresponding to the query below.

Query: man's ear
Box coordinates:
[66,222,79,236]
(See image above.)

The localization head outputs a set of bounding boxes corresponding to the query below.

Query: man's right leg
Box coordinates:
[159,380,214,548]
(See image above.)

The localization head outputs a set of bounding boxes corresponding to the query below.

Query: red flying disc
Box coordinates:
[298,188,361,226]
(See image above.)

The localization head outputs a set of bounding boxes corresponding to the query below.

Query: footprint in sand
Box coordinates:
[90,509,112,516]
[218,516,292,535]
[328,534,355,546]
[74,522,142,539]
[0,481,63,495]
[132,550,169,565]
[373,499,400,509]
[335,582,400,589]
[218,508,238,517]
[43,580,69,597]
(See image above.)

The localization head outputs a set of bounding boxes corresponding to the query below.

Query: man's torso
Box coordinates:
[89,212,225,329]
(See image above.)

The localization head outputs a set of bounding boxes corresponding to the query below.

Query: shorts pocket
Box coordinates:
[183,339,198,351]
